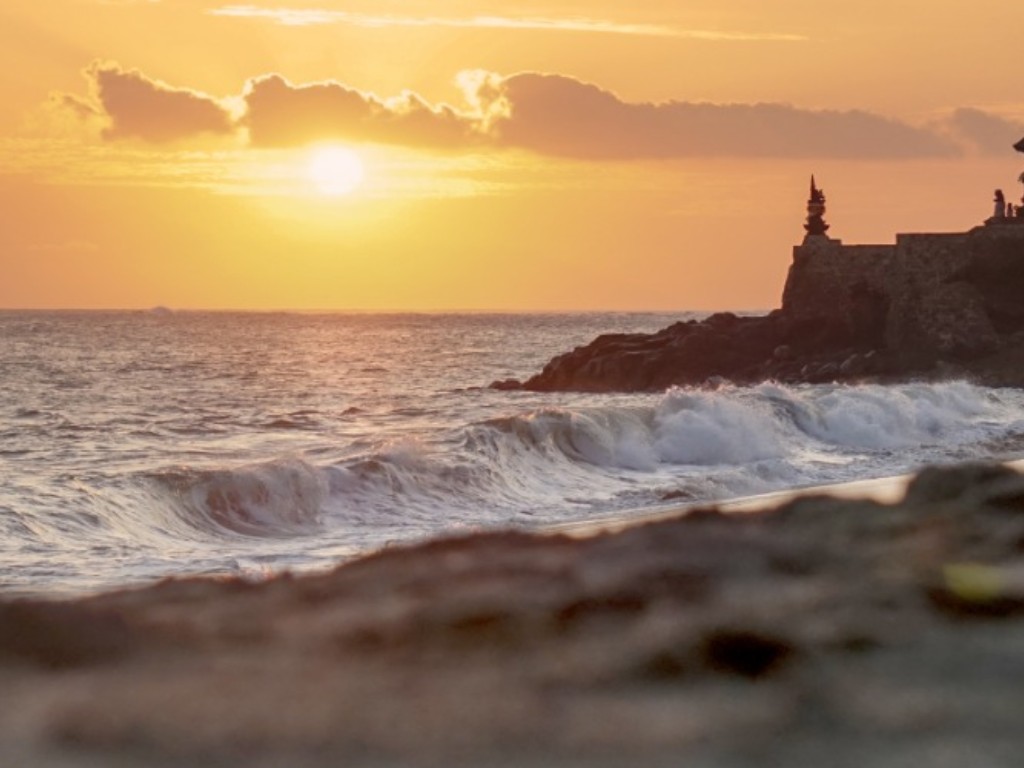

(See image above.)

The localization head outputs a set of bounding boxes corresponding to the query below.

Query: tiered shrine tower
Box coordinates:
[803,175,829,239]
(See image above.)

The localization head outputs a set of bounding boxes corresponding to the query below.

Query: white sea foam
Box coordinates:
[152,459,327,536]
[130,381,1024,545]
[653,389,785,465]
[780,381,1005,450]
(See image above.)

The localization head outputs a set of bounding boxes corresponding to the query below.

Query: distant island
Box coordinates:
[497,147,1024,392]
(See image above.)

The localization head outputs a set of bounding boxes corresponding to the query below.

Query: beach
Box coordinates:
[3,461,1024,767]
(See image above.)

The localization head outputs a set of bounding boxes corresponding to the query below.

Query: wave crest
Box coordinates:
[139,381,1024,539]
[149,459,326,536]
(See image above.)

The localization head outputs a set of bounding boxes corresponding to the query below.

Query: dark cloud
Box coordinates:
[483,73,957,159]
[66,63,962,159]
[946,108,1024,155]
[87,63,234,142]
[241,74,478,148]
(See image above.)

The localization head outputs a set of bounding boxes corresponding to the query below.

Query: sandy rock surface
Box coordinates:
[2,462,1024,767]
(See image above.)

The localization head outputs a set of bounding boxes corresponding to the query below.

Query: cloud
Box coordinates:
[207,5,806,41]
[477,73,957,159]
[241,75,479,148]
[54,93,103,121]
[86,62,234,143]
[64,64,959,160]
[945,108,1024,155]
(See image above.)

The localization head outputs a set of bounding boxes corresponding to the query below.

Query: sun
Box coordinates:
[307,147,365,196]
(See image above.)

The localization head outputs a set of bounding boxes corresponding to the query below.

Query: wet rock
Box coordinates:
[815,362,840,381]
[839,353,864,376]
[489,378,522,391]
[660,488,695,502]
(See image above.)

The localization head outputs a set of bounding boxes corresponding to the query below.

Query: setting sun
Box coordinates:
[307,147,365,196]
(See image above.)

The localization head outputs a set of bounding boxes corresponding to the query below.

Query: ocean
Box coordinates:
[3,310,1024,596]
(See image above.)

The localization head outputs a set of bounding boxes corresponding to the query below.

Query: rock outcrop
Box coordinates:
[507,223,1024,392]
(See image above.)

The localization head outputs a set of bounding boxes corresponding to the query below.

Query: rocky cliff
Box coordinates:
[502,223,1024,392]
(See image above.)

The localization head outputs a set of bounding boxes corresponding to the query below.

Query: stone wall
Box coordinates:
[781,224,1024,360]
[883,232,989,358]
[782,237,892,317]
[781,236,894,351]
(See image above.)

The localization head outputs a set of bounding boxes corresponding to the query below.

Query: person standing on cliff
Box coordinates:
[994,189,1006,219]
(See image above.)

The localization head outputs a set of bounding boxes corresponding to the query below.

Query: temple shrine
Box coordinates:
[986,136,1024,225]
[803,176,829,237]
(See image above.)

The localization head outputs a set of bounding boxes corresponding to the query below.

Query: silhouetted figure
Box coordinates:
[1014,136,1024,153]
[1009,203,1016,218]
[804,175,829,236]
[994,189,1006,219]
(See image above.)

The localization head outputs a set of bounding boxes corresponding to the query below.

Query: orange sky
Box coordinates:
[2,0,1023,310]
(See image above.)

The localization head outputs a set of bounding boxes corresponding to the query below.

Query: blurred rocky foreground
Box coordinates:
[3,463,1024,768]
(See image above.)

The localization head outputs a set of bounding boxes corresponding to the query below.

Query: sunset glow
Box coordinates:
[1,1,1022,309]
[307,147,365,196]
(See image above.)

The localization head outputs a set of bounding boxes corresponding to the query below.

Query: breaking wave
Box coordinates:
[147,459,327,536]
[127,381,1024,539]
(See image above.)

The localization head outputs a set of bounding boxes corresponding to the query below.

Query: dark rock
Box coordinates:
[517,224,1024,392]
[903,462,1024,507]
[660,489,695,502]
[706,312,740,329]
[815,362,839,381]
[489,378,522,391]
[839,353,863,376]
